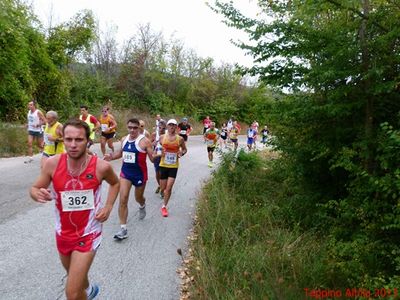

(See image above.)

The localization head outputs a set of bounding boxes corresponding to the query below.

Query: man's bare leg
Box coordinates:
[60,251,96,300]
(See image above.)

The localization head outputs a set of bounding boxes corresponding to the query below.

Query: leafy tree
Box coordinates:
[0,2,270,126]
[47,10,96,67]
[0,0,37,119]
[0,1,97,121]
[211,0,400,288]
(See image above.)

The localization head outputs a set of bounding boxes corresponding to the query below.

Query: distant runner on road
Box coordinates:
[41,110,64,168]
[139,119,151,139]
[99,106,117,156]
[261,125,269,145]
[157,119,187,217]
[30,118,120,300]
[178,117,192,142]
[104,118,154,240]
[151,119,167,194]
[252,120,259,148]
[202,116,211,134]
[246,124,257,151]
[229,121,241,152]
[219,122,228,148]
[25,99,46,163]
[79,105,100,155]
[204,122,219,168]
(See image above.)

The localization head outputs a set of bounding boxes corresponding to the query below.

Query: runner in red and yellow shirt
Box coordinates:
[204,122,220,168]
[79,105,100,155]
[99,106,117,156]
[156,119,187,217]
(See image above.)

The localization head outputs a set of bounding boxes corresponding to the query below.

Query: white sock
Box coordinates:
[139,204,146,209]
[86,284,93,295]
[121,224,127,230]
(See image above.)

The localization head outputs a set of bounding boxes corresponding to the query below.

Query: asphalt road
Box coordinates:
[0,135,226,300]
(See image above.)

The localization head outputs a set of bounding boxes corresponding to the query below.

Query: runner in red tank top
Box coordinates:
[30,118,120,300]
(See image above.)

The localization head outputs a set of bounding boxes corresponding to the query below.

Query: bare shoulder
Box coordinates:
[96,157,113,174]
[44,154,61,175]
[145,136,153,147]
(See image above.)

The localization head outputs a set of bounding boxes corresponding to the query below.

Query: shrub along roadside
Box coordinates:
[186,150,333,299]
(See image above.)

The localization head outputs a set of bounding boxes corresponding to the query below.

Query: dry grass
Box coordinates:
[258,149,281,160]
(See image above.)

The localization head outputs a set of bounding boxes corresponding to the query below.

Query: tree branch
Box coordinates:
[325,0,388,32]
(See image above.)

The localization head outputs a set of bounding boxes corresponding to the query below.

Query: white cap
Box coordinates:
[167,119,178,125]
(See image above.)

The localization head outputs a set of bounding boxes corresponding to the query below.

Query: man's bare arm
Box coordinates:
[30,157,57,203]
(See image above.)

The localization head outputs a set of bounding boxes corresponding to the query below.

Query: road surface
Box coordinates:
[0,135,228,300]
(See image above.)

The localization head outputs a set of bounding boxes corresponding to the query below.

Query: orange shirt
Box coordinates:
[159,134,180,168]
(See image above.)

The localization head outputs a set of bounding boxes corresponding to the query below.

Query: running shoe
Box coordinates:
[160,191,164,199]
[87,283,100,300]
[139,205,146,220]
[155,186,160,194]
[161,206,169,217]
[113,228,128,240]
[208,161,213,168]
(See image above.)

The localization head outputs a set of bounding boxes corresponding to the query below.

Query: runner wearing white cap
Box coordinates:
[155,119,187,217]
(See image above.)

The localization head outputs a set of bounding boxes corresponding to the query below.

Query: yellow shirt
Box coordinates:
[43,122,64,155]
[229,128,239,139]
[80,114,95,140]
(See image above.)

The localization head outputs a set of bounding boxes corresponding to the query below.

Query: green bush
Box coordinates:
[190,151,333,299]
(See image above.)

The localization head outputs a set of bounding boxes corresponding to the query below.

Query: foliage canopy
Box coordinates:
[211,0,400,289]
[0,0,272,125]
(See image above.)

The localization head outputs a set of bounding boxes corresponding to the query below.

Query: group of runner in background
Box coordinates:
[26,99,270,171]
[202,115,270,167]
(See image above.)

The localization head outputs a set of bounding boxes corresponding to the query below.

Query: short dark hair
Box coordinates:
[127,118,140,125]
[80,105,88,110]
[63,118,90,140]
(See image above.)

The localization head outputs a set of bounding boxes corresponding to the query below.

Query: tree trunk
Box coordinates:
[360,0,374,173]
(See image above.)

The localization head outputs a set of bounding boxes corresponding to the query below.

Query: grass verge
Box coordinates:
[185,150,332,299]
